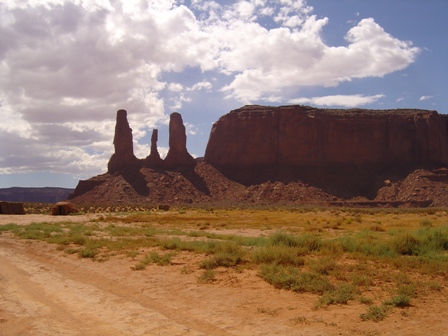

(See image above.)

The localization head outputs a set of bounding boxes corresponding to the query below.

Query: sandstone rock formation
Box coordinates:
[204,105,448,194]
[144,129,163,167]
[108,109,139,173]
[205,105,448,169]
[107,109,195,173]
[163,112,196,169]
[69,105,448,207]
[106,109,199,197]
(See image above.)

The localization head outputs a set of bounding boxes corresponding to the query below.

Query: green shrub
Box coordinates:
[71,235,86,245]
[397,283,417,297]
[338,233,393,257]
[148,251,174,266]
[197,269,216,283]
[416,227,448,254]
[269,232,321,252]
[198,241,246,269]
[308,257,337,275]
[45,234,70,245]
[136,251,174,269]
[158,238,192,251]
[360,305,389,322]
[350,274,373,287]
[297,234,322,252]
[200,252,244,269]
[385,294,412,308]
[269,232,302,247]
[317,283,358,307]
[258,264,333,294]
[359,296,373,305]
[213,240,243,255]
[251,245,305,266]
[393,233,420,255]
[78,247,97,258]
[319,239,344,255]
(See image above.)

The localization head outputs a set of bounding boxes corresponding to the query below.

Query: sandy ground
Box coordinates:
[1,215,448,336]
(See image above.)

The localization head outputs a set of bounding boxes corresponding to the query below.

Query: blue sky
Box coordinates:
[0,0,446,188]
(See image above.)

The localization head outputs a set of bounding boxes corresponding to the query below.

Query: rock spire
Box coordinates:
[108,110,196,173]
[163,112,196,169]
[108,109,139,173]
[145,129,163,166]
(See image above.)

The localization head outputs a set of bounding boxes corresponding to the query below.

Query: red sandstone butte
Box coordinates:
[204,105,448,173]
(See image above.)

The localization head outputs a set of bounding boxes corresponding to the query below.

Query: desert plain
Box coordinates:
[1,207,447,336]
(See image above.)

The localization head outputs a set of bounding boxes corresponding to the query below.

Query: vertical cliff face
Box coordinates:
[163,112,196,169]
[204,105,448,178]
[108,109,139,173]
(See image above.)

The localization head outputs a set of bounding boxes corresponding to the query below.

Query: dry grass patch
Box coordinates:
[2,206,448,322]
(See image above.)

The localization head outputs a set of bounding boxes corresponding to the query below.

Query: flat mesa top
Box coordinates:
[230,105,438,117]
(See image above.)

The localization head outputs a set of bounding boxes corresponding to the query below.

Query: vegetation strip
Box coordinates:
[1,207,447,321]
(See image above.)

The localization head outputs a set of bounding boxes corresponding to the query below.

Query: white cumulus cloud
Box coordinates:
[289,94,385,107]
[0,0,421,181]
[221,17,419,102]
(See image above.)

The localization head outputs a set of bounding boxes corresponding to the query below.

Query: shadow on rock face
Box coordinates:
[120,167,150,196]
[179,167,210,196]
[212,164,418,201]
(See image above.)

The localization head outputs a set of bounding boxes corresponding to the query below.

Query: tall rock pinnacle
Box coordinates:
[108,109,139,173]
[145,129,163,166]
[164,112,196,169]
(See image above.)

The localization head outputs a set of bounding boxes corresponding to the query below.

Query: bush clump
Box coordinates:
[259,263,333,294]
[393,233,420,255]
[317,283,359,307]
[251,245,305,266]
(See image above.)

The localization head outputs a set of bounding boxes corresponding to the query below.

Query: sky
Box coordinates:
[0,0,447,188]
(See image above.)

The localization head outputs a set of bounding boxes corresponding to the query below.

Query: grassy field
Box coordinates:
[2,206,447,322]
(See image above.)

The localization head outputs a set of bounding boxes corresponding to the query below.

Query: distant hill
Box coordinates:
[0,187,74,203]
